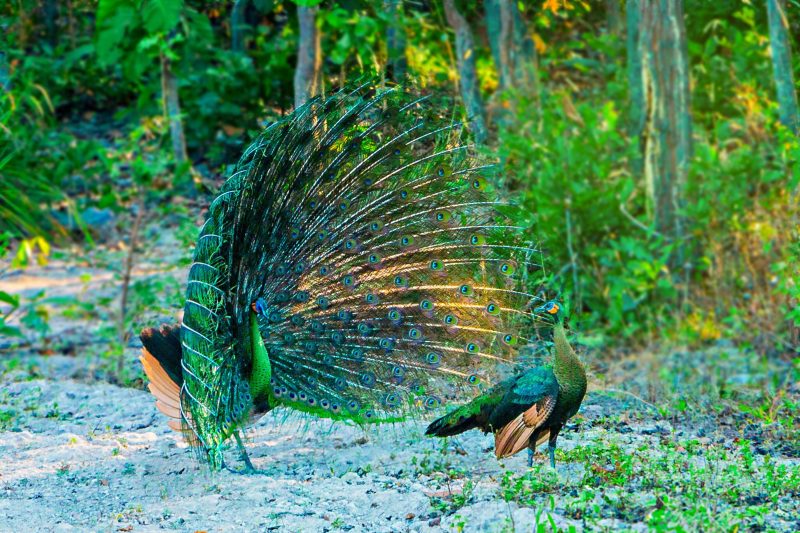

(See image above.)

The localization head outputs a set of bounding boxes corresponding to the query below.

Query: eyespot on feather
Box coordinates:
[498,260,517,276]
[469,233,486,246]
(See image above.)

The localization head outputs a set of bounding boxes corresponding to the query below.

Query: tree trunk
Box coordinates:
[487,1,538,91]
[294,5,319,109]
[485,0,502,83]
[767,0,799,134]
[630,0,692,265]
[485,0,511,89]
[385,0,407,82]
[43,0,58,47]
[160,51,188,167]
[443,0,487,144]
[605,0,622,36]
[510,2,538,91]
[627,0,645,173]
[231,0,249,53]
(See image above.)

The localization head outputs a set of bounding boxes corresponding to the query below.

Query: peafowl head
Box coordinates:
[535,300,563,324]
[252,297,268,315]
[535,300,583,374]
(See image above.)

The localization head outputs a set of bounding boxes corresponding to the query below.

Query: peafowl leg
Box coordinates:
[527,441,536,468]
[547,426,562,469]
[223,431,263,475]
[234,431,256,472]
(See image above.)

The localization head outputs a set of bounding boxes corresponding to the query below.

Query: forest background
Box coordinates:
[2,0,799,352]
[0,1,799,529]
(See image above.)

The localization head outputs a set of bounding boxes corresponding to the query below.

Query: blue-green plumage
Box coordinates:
[140,83,554,470]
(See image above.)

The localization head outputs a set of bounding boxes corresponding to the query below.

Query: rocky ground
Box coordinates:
[1,230,798,532]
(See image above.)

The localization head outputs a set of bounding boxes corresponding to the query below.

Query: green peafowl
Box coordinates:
[426,300,586,468]
[139,83,560,471]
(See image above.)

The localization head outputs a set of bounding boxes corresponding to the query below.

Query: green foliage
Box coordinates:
[322,6,381,68]
[497,20,799,346]
[0,286,22,339]
[686,3,775,128]
[1,0,798,353]
[0,234,49,340]
[500,84,661,337]
[96,0,183,66]
[500,466,559,504]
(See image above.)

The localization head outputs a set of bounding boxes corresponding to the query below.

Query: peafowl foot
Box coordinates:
[221,431,267,475]
[223,461,265,475]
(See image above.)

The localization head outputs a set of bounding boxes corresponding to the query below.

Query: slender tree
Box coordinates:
[485,0,511,89]
[443,0,487,143]
[231,0,249,53]
[627,0,645,145]
[385,0,407,82]
[628,0,692,264]
[294,5,320,109]
[767,0,799,134]
[486,1,538,92]
[510,2,537,90]
[485,0,502,83]
[43,0,59,47]
[605,0,622,36]
[161,51,188,166]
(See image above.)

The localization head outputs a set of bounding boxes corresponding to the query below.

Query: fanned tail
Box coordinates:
[229,83,548,427]
[171,81,551,468]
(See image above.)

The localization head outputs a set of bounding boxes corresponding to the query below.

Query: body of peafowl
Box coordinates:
[139,83,561,471]
[425,300,586,467]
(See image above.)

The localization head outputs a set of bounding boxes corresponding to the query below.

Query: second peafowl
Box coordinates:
[426,300,586,468]
[140,83,583,471]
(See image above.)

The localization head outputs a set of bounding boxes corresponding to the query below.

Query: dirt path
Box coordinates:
[1,374,798,532]
[0,377,555,532]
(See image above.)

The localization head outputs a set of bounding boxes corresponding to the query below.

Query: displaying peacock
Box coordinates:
[426,300,586,467]
[139,83,569,471]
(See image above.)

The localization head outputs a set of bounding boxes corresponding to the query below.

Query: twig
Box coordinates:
[118,201,144,377]
[619,201,666,239]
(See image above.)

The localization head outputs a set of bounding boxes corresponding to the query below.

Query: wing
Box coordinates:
[494,367,559,458]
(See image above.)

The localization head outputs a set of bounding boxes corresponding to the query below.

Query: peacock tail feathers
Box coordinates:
[179,82,550,467]
[180,160,256,467]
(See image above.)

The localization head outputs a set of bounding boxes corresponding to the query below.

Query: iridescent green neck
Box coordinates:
[552,321,585,388]
[248,309,272,401]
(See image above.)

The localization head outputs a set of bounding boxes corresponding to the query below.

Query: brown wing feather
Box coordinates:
[494,396,557,458]
[141,352,179,396]
[155,400,181,419]
[140,348,197,444]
